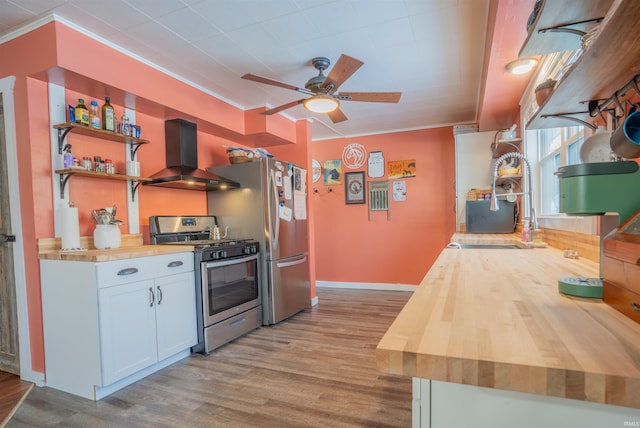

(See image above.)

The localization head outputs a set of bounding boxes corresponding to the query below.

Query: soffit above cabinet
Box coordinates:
[519,0,614,58]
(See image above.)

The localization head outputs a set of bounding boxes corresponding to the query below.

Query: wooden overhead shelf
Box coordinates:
[524,0,640,129]
[519,0,613,58]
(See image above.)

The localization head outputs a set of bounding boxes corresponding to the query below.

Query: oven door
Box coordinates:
[201,254,260,325]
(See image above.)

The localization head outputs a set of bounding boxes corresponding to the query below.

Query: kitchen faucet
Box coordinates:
[490,152,536,235]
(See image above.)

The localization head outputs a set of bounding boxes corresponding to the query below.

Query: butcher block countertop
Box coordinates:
[38,234,193,262]
[376,234,640,409]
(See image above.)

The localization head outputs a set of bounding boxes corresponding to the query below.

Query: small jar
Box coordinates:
[82,156,92,170]
[105,159,114,174]
[93,156,102,172]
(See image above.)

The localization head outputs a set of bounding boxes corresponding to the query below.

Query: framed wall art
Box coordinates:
[345,171,366,204]
[388,159,416,178]
[323,159,342,185]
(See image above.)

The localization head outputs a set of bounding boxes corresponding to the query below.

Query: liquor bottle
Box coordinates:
[102,97,115,132]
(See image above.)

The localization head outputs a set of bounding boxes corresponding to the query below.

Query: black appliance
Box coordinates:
[149,215,260,354]
[466,200,517,233]
[144,119,240,191]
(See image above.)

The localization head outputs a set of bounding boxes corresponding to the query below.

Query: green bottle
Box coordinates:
[102,97,115,132]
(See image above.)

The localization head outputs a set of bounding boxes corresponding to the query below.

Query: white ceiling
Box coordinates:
[0,0,493,140]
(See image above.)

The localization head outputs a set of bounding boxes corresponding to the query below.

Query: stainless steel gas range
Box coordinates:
[149,215,260,354]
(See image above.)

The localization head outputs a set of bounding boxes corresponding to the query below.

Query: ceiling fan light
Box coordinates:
[303,96,339,113]
[505,58,538,75]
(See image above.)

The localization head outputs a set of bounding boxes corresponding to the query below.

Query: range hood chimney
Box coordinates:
[144,119,240,191]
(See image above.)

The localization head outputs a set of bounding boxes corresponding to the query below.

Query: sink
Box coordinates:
[447,242,523,249]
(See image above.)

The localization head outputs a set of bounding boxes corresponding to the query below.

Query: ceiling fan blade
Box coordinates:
[322,54,364,91]
[337,92,402,103]
[261,99,305,115]
[327,107,348,123]
[242,73,314,95]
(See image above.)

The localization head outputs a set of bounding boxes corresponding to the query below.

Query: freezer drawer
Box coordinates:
[265,253,310,325]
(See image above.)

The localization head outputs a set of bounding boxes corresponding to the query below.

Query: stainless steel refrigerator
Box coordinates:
[207,158,310,325]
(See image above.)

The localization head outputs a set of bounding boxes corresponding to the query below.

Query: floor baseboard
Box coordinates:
[316,281,416,292]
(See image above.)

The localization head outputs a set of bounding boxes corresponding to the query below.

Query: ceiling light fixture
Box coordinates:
[303,95,339,113]
[505,58,538,75]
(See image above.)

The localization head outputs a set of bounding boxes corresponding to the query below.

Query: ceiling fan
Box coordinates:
[242,54,402,123]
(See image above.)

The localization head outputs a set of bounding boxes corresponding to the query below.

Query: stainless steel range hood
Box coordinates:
[144,119,240,191]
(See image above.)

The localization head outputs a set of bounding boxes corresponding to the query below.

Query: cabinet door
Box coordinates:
[99,279,157,386]
[154,271,197,361]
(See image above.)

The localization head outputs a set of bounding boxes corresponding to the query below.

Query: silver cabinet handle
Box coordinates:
[117,267,139,276]
[149,287,155,307]
[167,260,183,268]
[157,286,163,305]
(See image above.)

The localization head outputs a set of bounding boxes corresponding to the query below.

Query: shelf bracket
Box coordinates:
[130,143,143,160]
[540,112,597,131]
[538,17,603,37]
[58,173,71,199]
[57,127,73,155]
[131,181,141,202]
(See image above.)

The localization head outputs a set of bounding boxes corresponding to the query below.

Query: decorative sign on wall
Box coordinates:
[345,172,366,204]
[388,160,416,178]
[323,159,342,185]
[342,143,367,169]
[392,180,406,201]
[368,151,384,178]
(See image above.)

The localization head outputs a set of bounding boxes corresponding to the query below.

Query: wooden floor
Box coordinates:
[0,371,33,427]
[7,288,413,427]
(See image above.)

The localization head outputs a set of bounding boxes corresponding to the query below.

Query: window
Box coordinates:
[537,126,584,215]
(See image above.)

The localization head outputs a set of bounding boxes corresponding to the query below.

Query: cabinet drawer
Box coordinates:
[96,252,194,288]
[603,256,640,294]
[603,281,640,323]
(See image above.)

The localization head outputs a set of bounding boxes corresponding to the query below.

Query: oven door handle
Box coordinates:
[204,253,259,268]
[276,255,307,268]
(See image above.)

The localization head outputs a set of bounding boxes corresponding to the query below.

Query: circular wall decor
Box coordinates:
[311,159,322,183]
[342,143,367,169]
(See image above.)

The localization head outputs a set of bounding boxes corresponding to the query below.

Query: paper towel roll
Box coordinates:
[59,206,81,250]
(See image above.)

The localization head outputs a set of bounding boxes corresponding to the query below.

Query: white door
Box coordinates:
[154,272,197,361]
[99,280,157,385]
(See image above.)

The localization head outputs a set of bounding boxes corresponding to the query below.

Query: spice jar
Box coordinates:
[82,156,92,170]
[105,159,114,174]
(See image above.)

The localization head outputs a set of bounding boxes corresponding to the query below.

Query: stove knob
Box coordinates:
[211,251,219,260]
[220,250,227,258]
[251,245,258,254]
[243,246,250,254]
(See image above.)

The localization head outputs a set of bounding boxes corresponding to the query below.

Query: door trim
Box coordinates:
[0,76,38,384]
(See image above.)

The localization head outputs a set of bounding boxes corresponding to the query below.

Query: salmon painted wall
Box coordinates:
[0,22,312,376]
[311,127,456,285]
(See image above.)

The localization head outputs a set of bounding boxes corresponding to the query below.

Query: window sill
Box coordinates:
[538,214,617,235]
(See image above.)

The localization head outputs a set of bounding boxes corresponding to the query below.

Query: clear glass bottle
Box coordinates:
[89,100,101,129]
[121,114,130,136]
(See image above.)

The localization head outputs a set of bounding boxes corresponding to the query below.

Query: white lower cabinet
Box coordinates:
[413,378,640,428]
[41,252,196,400]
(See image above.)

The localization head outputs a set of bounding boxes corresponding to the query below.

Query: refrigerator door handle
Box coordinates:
[270,169,280,249]
[276,255,307,268]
